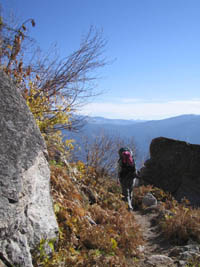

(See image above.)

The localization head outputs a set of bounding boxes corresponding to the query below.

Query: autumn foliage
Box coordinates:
[2,9,200,267]
[0,12,107,163]
[134,185,200,246]
[31,162,144,266]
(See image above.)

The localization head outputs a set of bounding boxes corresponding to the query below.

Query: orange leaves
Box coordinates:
[26,66,32,76]
[159,201,200,245]
[87,204,143,257]
[45,162,145,266]
[80,224,117,252]
[134,184,200,246]
[9,34,21,62]
[74,206,85,217]
[18,61,23,73]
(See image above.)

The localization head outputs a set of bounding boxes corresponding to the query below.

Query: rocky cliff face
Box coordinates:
[140,137,200,206]
[0,71,58,266]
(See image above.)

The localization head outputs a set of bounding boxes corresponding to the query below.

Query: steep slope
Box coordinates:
[32,160,200,266]
[33,163,144,266]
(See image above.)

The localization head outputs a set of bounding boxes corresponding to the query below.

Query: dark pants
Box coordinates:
[119,171,134,210]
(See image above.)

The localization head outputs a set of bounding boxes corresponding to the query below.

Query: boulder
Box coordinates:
[145,255,174,266]
[142,192,157,207]
[140,137,200,206]
[0,71,58,266]
[169,243,200,265]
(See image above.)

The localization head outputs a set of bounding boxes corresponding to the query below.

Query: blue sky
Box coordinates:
[3,0,200,120]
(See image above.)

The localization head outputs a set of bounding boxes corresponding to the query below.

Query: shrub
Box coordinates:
[33,164,144,266]
[159,201,200,245]
[134,185,200,246]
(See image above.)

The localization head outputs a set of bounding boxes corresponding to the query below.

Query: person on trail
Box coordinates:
[117,147,137,211]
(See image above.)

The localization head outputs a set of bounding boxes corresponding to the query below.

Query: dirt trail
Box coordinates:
[134,210,171,254]
[133,209,177,266]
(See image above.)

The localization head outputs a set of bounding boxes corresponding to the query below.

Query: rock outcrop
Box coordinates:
[140,137,200,206]
[0,71,58,266]
[142,192,157,207]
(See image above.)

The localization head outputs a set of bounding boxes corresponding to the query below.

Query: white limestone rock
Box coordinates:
[0,71,58,266]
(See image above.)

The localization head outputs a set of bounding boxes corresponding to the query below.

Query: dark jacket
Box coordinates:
[118,157,136,182]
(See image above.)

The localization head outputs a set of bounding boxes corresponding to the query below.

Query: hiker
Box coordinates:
[117,147,137,211]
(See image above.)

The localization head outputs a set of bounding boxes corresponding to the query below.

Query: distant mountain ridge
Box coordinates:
[87,116,147,125]
[64,114,200,168]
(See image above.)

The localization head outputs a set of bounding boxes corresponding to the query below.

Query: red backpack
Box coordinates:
[118,148,135,167]
[121,151,134,167]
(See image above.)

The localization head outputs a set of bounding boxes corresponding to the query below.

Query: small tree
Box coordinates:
[1,19,107,134]
[0,9,108,159]
[24,26,107,133]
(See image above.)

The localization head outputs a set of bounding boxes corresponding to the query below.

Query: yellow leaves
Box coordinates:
[25,84,73,155]
[69,247,76,255]
[76,161,86,173]
[71,217,77,224]
[23,76,72,144]
[7,44,12,50]
[65,139,74,150]
[2,20,74,159]
[48,239,55,252]
[58,227,65,240]
[34,238,56,265]
[164,214,173,221]
[67,217,78,233]
[54,203,60,214]
[170,208,177,215]
[110,238,117,250]
[73,161,88,180]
